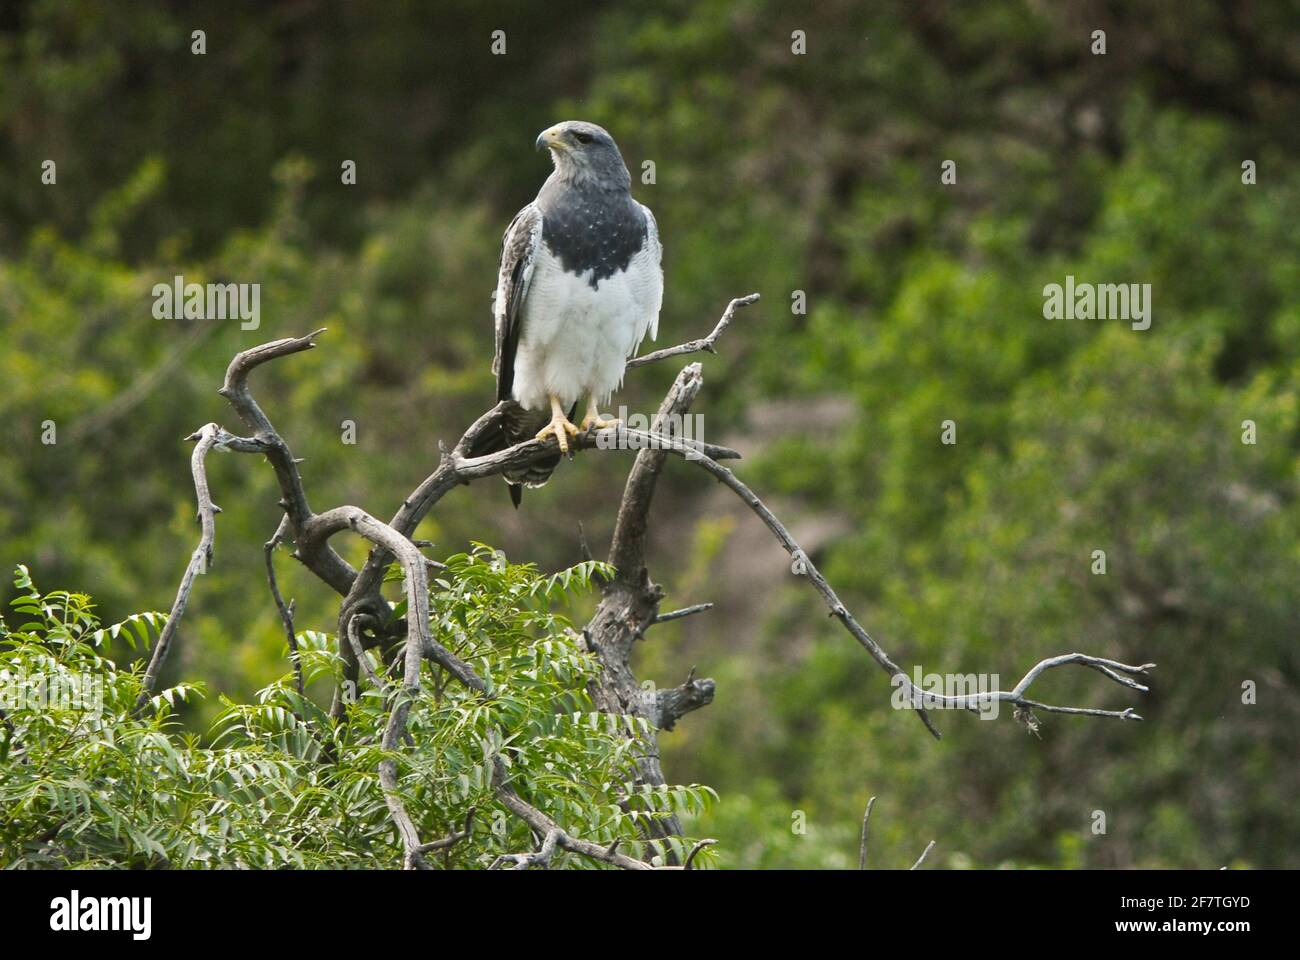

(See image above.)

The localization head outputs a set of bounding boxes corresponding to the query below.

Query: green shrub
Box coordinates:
[0,553,716,868]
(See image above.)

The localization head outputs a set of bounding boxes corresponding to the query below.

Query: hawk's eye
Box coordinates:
[574,132,594,145]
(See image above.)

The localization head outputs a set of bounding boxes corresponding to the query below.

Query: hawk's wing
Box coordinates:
[638,202,663,343]
[492,203,543,403]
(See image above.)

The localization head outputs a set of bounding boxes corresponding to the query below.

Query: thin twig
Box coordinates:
[415,807,478,855]
[346,617,384,690]
[911,840,936,870]
[653,603,714,624]
[681,451,943,738]
[626,293,759,369]
[683,839,717,870]
[895,652,1156,721]
[859,796,877,869]
[264,517,305,697]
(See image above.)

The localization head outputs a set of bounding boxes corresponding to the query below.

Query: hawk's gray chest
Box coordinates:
[539,185,648,287]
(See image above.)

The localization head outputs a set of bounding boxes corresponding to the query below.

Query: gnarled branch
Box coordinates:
[136,423,254,709]
[655,668,716,731]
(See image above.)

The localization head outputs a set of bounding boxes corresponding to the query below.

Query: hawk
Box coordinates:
[472,121,663,506]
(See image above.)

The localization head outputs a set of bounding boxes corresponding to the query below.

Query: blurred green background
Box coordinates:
[2,0,1298,868]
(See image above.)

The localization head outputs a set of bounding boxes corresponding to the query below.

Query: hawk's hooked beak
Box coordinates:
[536,126,566,152]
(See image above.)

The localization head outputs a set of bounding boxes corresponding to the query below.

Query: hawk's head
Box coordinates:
[536,121,630,189]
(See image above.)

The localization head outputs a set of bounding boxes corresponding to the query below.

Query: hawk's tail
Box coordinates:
[465,401,564,508]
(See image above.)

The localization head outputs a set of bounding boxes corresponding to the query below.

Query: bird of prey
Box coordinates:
[472,121,663,506]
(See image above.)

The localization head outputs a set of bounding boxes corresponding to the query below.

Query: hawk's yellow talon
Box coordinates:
[536,395,580,454]
[580,398,619,433]
[535,418,580,453]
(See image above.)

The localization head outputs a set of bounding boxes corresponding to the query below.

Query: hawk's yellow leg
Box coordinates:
[535,394,581,454]
[580,396,621,432]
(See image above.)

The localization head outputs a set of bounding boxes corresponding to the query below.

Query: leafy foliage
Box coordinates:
[0,557,715,868]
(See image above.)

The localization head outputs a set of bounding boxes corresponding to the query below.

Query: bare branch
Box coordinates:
[678,451,1152,735]
[264,517,304,697]
[911,840,936,870]
[1012,654,1154,708]
[491,759,656,869]
[416,807,477,855]
[653,602,713,624]
[607,363,708,582]
[683,838,717,869]
[449,421,738,487]
[625,293,759,369]
[490,829,562,870]
[859,795,877,869]
[581,362,720,850]
[136,423,233,709]
[859,796,936,869]
[379,686,426,869]
[896,652,1155,721]
[490,757,713,870]
[217,330,323,527]
[302,505,488,868]
[654,668,716,731]
[681,451,943,738]
[307,506,486,693]
[346,616,384,690]
[216,328,356,597]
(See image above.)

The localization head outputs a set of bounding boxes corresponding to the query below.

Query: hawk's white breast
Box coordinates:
[511,221,661,412]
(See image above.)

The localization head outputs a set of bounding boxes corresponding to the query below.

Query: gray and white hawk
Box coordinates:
[472,121,663,506]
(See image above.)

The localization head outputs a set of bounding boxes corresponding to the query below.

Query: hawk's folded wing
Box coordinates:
[493,203,543,403]
[637,201,663,343]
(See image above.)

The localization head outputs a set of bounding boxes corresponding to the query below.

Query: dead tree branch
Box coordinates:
[654,667,716,731]
[859,795,877,869]
[653,603,713,624]
[136,423,258,709]
[489,758,710,870]
[911,840,937,870]
[264,517,305,697]
[681,449,943,738]
[580,361,719,849]
[625,293,759,369]
[676,451,1154,734]
[150,289,1149,869]
[415,807,477,856]
[218,328,356,596]
[860,795,935,870]
[896,652,1155,722]
[346,617,384,690]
